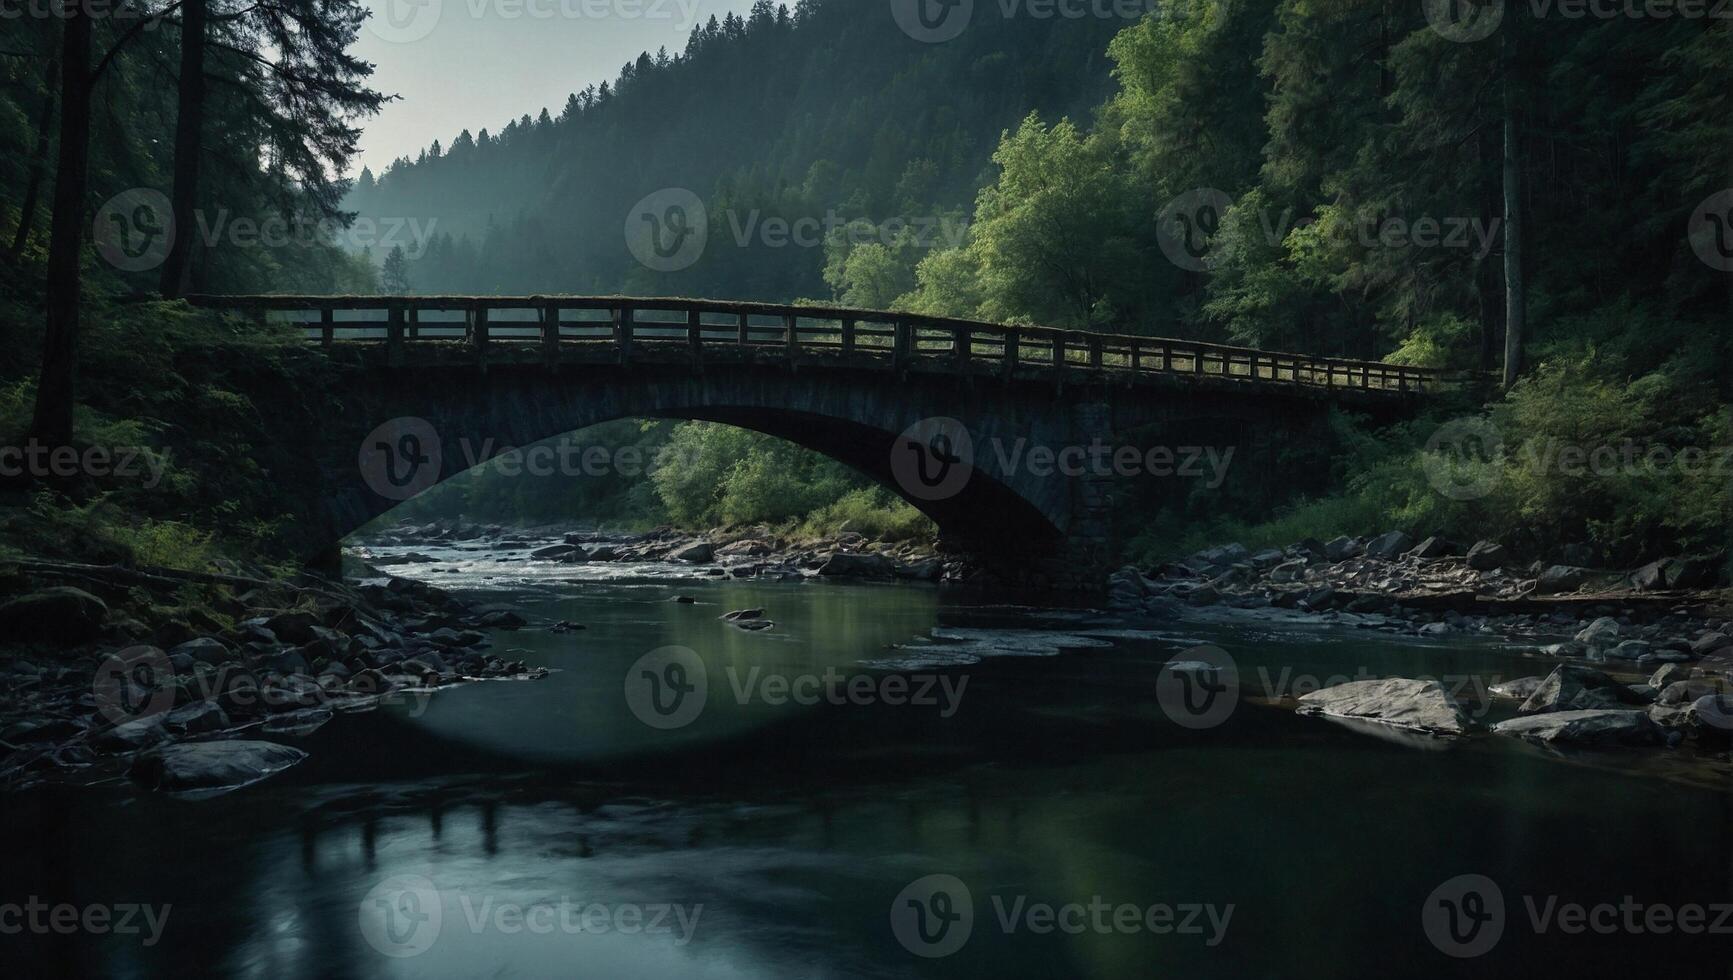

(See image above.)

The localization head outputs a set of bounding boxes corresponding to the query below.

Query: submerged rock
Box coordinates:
[817,553,896,578]
[1295,678,1471,735]
[1491,709,1658,746]
[129,740,308,793]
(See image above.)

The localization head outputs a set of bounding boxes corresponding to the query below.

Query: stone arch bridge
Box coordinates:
[188,295,1448,585]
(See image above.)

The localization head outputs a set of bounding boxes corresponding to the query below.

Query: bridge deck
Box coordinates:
[186,295,1449,395]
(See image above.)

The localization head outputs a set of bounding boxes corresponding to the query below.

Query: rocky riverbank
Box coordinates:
[0,560,547,795]
[361,520,965,583]
[1128,533,1733,754]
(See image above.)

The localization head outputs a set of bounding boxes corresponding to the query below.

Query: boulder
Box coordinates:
[1489,676,1545,699]
[1465,541,1509,571]
[1491,709,1658,746]
[1689,695,1733,734]
[1665,556,1716,590]
[0,587,108,643]
[1658,678,1729,705]
[1324,536,1363,562]
[1629,560,1668,592]
[1608,639,1652,661]
[1574,617,1621,646]
[165,701,229,734]
[129,740,308,793]
[669,541,715,563]
[1364,531,1414,560]
[1295,678,1471,735]
[1194,544,1249,567]
[171,637,232,666]
[1649,663,1691,689]
[1268,559,1308,584]
[1519,665,1652,714]
[1248,548,1286,568]
[93,716,168,752]
[895,560,942,581]
[1408,536,1461,559]
[531,543,586,561]
[1533,566,1588,595]
[720,608,766,622]
[265,611,320,645]
[1691,632,1729,656]
[817,553,895,578]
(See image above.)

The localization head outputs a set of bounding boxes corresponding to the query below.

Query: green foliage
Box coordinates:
[801,487,935,543]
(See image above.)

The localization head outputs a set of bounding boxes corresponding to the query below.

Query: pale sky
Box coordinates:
[350,0,760,176]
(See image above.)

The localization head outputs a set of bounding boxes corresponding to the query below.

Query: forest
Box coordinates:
[1,0,1728,568]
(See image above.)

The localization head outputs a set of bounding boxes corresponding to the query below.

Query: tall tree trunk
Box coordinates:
[1476,127,1498,375]
[159,0,207,298]
[1500,10,1525,391]
[30,13,93,450]
[8,52,59,259]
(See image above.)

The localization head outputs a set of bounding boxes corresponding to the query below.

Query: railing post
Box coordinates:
[892,318,910,373]
[386,303,405,367]
[1130,340,1141,375]
[1087,335,1103,371]
[1002,328,1019,380]
[473,305,489,370]
[688,308,703,370]
[614,303,634,363]
[1052,335,1065,385]
[407,305,419,340]
[841,318,856,355]
[1361,365,1370,389]
[954,324,971,373]
[785,314,798,368]
[1194,348,1205,376]
[736,312,749,347]
[542,302,559,369]
[320,307,334,349]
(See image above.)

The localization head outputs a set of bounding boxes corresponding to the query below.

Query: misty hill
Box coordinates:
[344,0,1126,300]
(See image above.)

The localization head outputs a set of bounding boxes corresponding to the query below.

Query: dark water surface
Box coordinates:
[4,568,1730,978]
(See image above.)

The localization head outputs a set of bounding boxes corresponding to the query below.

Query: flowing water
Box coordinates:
[4,545,1731,977]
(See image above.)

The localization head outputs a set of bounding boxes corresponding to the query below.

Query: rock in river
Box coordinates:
[1491,710,1658,746]
[1295,678,1471,735]
[1519,665,1651,714]
[130,740,309,794]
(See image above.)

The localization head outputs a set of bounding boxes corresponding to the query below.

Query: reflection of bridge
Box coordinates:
[189,295,1447,585]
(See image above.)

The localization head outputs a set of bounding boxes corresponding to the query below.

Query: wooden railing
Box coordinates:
[185,295,1449,395]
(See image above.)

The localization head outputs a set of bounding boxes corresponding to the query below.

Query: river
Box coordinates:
[4,544,1730,977]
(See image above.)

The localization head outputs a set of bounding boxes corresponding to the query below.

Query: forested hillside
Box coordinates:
[349,0,1729,565]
